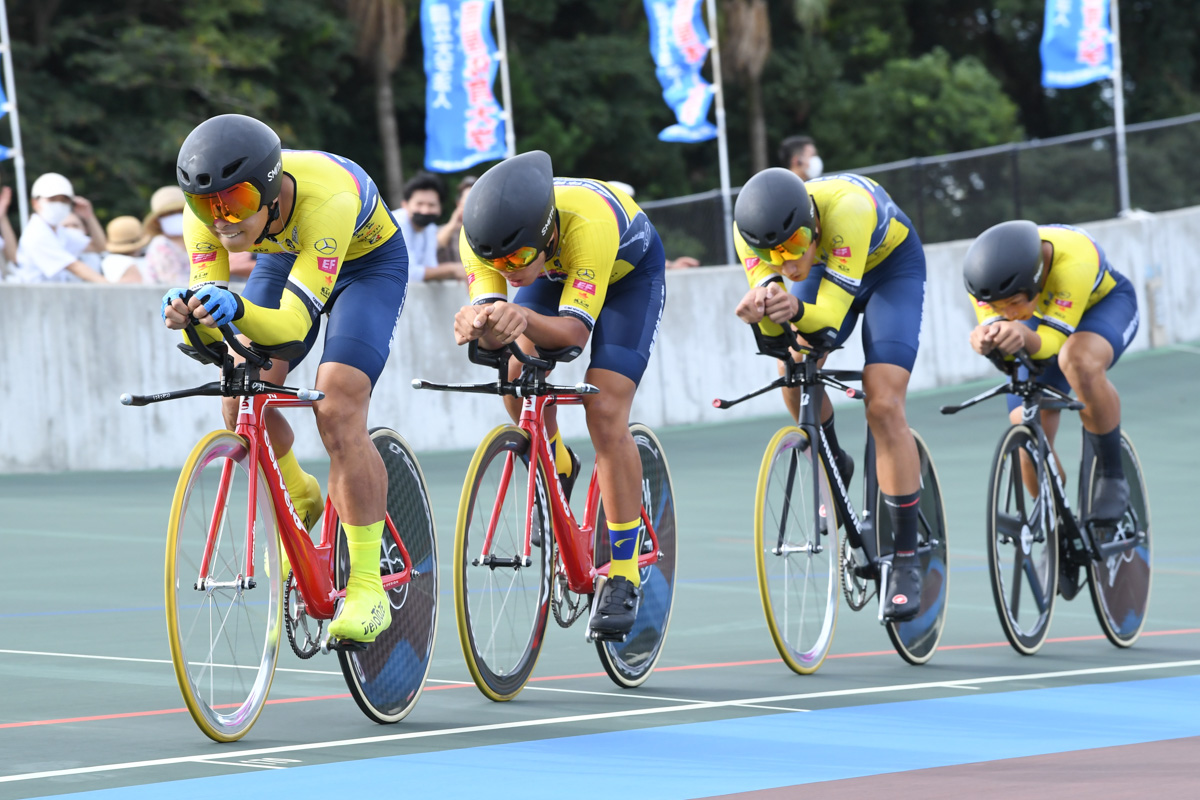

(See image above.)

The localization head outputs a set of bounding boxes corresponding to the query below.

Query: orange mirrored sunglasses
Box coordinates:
[484,245,541,272]
[748,225,815,267]
[184,182,264,227]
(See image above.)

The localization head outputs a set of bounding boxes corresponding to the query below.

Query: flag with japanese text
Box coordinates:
[644,0,717,143]
[421,0,507,171]
[1040,0,1113,88]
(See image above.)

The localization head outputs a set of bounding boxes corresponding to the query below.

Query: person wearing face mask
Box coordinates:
[162,114,409,647]
[142,186,190,285]
[779,135,824,181]
[732,168,927,622]
[13,172,108,283]
[400,172,465,283]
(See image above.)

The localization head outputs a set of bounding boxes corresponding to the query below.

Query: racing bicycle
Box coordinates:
[940,349,1151,653]
[415,342,677,700]
[123,323,438,741]
[716,325,949,671]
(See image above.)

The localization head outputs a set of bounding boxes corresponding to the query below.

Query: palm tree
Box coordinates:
[723,0,830,173]
[345,0,409,208]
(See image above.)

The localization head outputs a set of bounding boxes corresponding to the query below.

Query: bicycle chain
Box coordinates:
[283,572,322,659]
[552,573,587,628]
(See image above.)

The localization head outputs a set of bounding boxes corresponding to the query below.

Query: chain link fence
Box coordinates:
[641,112,1200,265]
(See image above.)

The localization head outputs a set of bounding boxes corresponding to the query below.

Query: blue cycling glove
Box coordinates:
[194,286,244,327]
[161,288,189,322]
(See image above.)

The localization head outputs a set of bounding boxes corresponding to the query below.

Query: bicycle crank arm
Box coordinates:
[474,554,531,569]
[877,560,891,625]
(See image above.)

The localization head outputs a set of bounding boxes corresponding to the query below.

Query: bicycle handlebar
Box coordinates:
[940,348,1082,416]
[714,322,864,410]
[412,339,598,398]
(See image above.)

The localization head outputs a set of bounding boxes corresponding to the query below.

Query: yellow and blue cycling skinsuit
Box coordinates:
[459,178,666,383]
[185,149,408,385]
[970,223,1139,410]
[733,173,926,371]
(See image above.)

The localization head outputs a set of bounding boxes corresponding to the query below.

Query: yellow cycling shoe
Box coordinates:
[292,472,324,533]
[327,576,392,644]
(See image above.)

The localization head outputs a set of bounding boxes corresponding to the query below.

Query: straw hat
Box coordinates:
[143,185,186,236]
[106,215,150,254]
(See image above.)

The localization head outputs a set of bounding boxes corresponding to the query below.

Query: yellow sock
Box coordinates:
[607,518,642,587]
[549,430,572,477]
[277,449,323,532]
[328,521,390,642]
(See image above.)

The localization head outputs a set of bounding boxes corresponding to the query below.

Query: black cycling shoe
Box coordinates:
[588,576,641,639]
[1087,475,1130,526]
[531,447,581,549]
[884,554,922,621]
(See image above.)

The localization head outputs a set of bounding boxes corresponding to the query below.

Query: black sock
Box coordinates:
[822,413,844,460]
[884,490,921,555]
[1087,426,1125,480]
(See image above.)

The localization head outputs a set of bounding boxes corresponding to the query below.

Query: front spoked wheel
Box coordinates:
[1083,432,1152,647]
[454,425,553,701]
[165,430,282,742]
[334,428,439,723]
[754,426,839,674]
[878,430,949,665]
[594,424,678,688]
[987,425,1058,655]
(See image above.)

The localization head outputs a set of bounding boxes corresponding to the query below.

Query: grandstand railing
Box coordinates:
[641,112,1200,265]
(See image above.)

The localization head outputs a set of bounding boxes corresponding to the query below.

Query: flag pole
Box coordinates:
[0,0,26,231]
[705,0,734,266]
[493,0,516,159]
[1109,0,1130,215]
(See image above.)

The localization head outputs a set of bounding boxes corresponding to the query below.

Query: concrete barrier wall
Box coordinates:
[3,205,1197,473]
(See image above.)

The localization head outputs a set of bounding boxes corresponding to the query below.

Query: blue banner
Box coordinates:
[421,0,507,172]
[645,0,717,143]
[1040,0,1113,88]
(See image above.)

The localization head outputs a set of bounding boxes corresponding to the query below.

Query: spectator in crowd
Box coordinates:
[101,215,149,283]
[13,172,107,283]
[400,172,466,282]
[142,185,189,285]
[608,178,701,269]
[779,135,823,180]
[62,212,105,275]
[0,184,18,279]
[435,174,476,266]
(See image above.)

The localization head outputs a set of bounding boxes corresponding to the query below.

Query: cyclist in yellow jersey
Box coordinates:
[161,114,409,645]
[453,151,667,638]
[963,220,1139,525]
[732,168,927,620]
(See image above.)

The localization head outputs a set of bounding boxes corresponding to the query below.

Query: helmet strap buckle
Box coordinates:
[254,201,280,245]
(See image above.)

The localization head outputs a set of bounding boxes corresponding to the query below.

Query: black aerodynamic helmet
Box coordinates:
[176,114,283,215]
[463,150,557,269]
[962,220,1046,302]
[734,167,816,255]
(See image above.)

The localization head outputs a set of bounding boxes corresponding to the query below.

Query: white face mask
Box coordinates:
[39,201,72,227]
[805,155,824,180]
[158,213,184,237]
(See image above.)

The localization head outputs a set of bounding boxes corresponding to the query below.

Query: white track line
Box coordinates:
[2,658,1198,784]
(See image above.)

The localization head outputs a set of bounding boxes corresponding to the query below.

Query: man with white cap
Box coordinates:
[13,172,108,283]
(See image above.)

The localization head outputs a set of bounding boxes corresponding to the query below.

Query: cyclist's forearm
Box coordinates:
[520,309,589,351]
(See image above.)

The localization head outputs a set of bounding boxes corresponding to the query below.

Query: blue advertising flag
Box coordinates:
[0,84,7,121]
[645,0,717,143]
[1040,0,1113,88]
[421,0,507,172]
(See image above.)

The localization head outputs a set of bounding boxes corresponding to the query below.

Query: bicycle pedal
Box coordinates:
[586,627,628,644]
[330,638,371,653]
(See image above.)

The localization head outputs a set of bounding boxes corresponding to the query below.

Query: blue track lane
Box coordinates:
[47,675,1200,799]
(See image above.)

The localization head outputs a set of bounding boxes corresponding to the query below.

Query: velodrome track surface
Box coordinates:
[2,344,1198,798]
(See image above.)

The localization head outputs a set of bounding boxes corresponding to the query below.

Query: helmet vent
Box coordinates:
[782,210,795,231]
[221,158,247,179]
[500,231,520,250]
[999,276,1016,293]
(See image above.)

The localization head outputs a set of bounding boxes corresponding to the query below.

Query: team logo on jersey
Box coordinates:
[191,251,216,263]
[745,256,760,271]
[832,246,852,258]
[318,257,339,274]
[315,238,337,254]
[1054,298,1073,308]
[577,268,595,280]
[832,235,845,247]
[193,242,217,252]
[573,279,596,295]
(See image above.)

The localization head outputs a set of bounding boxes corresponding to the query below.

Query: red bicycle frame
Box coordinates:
[481,392,661,595]
[194,392,412,620]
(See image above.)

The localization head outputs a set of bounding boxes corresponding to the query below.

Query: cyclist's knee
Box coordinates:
[865,392,907,433]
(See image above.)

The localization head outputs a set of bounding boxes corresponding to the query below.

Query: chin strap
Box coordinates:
[254,201,281,245]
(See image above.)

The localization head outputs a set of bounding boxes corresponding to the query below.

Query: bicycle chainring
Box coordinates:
[284,571,323,659]
[552,572,587,628]
[841,536,875,611]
